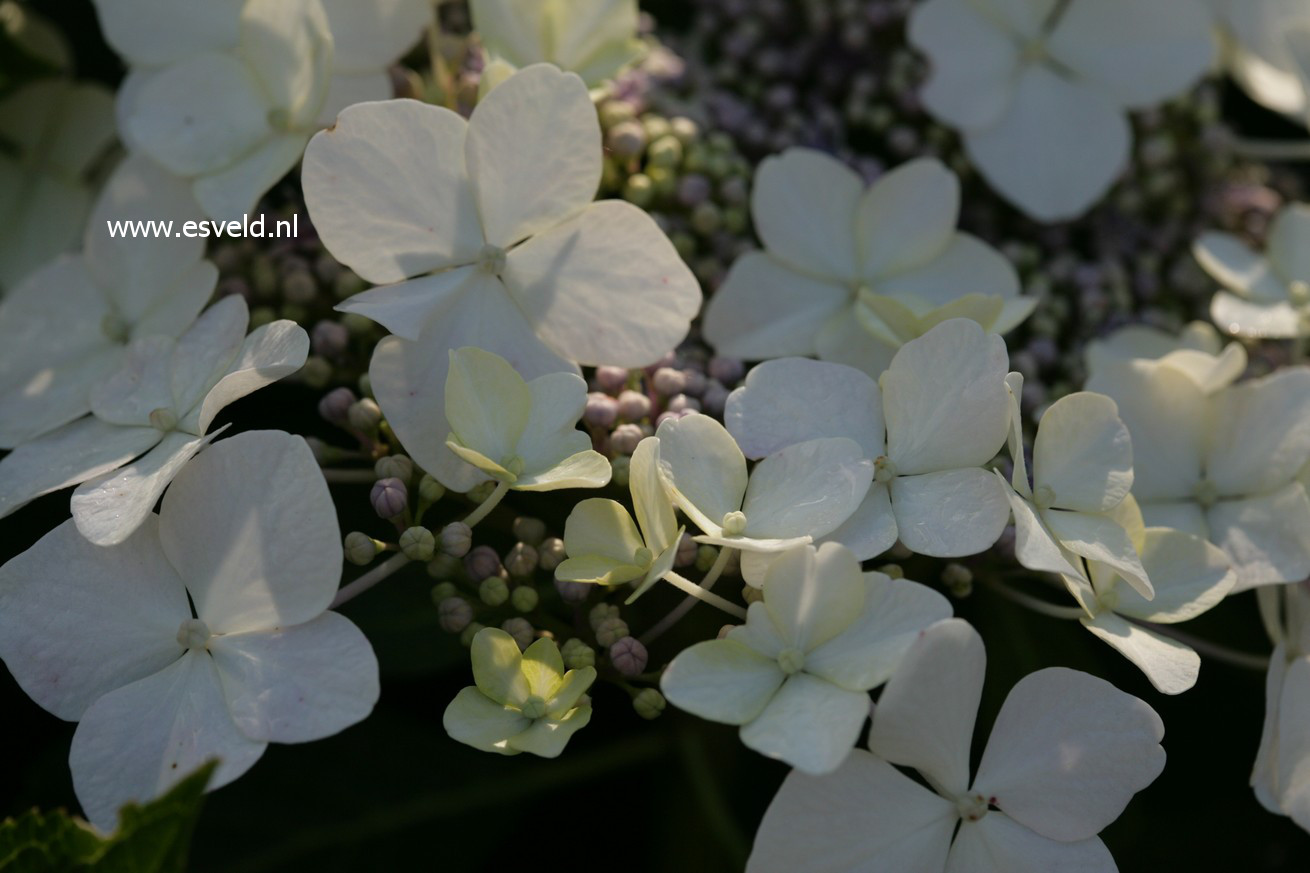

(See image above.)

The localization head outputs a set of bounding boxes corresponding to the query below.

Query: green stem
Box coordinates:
[983,576,1085,620]
[659,571,748,620]
[462,480,509,528]
[1229,137,1310,161]
[640,548,739,645]
[330,553,411,609]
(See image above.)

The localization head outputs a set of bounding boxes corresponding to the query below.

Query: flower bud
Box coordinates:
[466,480,497,503]
[616,389,652,421]
[623,173,655,207]
[344,531,379,566]
[675,532,698,567]
[479,575,510,606]
[665,393,700,414]
[652,367,686,396]
[511,516,547,546]
[941,563,974,598]
[426,553,462,580]
[681,369,706,396]
[584,392,619,428]
[465,544,501,581]
[633,688,666,720]
[505,542,539,578]
[370,477,408,518]
[647,134,683,168]
[399,526,436,561]
[374,454,414,482]
[701,381,729,416]
[311,320,349,357]
[282,269,318,304]
[561,638,595,670]
[590,603,620,631]
[348,397,383,432]
[708,356,744,385]
[610,423,645,455]
[511,585,539,612]
[501,617,534,650]
[430,581,458,604]
[418,474,445,504]
[594,365,629,394]
[539,537,567,572]
[298,356,331,390]
[459,621,486,647]
[878,563,904,579]
[695,545,720,573]
[440,521,473,558]
[439,597,473,633]
[610,455,631,488]
[357,372,373,398]
[606,119,648,158]
[317,386,357,424]
[610,636,649,676]
[595,616,630,648]
[554,576,591,604]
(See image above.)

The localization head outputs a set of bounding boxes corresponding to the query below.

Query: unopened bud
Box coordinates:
[459,621,486,647]
[633,688,666,720]
[652,367,686,396]
[466,480,497,503]
[562,638,596,670]
[311,320,349,357]
[501,617,534,649]
[610,455,631,488]
[344,531,379,566]
[430,581,458,604]
[675,532,698,567]
[595,365,629,393]
[666,393,700,414]
[370,477,408,518]
[538,537,566,571]
[554,576,591,604]
[708,356,744,385]
[590,603,620,631]
[610,423,645,455]
[505,542,539,578]
[610,636,649,676]
[584,392,619,428]
[511,585,539,612]
[878,563,904,579]
[465,544,501,581]
[511,516,547,546]
[399,526,436,561]
[616,390,651,421]
[941,563,974,598]
[348,398,383,431]
[595,616,630,648]
[317,386,356,424]
[374,454,414,482]
[439,597,473,633]
[479,575,510,606]
[426,553,462,580]
[742,584,764,604]
[418,474,445,504]
[695,545,720,572]
[440,522,473,557]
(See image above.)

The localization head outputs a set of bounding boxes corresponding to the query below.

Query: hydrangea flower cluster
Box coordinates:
[3,0,1310,868]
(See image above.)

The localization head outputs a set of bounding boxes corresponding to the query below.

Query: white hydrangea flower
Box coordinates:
[1208,0,1310,119]
[315,0,430,123]
[1195,203,1310,339]
[1252,581,1310,832]
[0,431,379,831]
[301,63,699,490]
[0,155,214,449]
[723,319,1013,566]
[703,151,1027,376]
[0,296,309,544]
[114,0,334,221]
[909,0,1213,221]
[999,383,1152,598]
[1059,495,1237,694]
[0,78,116,290]
[661,543,951,775]
[747,618,1166,873]
[556,437,683,595]
[443,628,595,758]
[1084,319,1248,396]
[654,413,872,576]
[1088,359,1310,590]
[469,0,644,88]
[445,346,610,493]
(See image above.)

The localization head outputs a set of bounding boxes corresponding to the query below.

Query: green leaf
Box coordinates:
[0,761,217,873]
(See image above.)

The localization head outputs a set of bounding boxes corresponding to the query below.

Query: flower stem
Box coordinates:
[462,480,509,529]
[984,577,1085,620]
[659,571,748,620]
[321,469,378,484]
[1229,137,1310,161]
[1129,620,1271,671]
[331,552,412,609]
[640,548,739,644]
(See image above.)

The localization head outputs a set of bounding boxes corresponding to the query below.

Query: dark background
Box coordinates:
[3,1,1309,870]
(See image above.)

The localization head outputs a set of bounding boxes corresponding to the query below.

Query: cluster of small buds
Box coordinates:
[561,638,596,671]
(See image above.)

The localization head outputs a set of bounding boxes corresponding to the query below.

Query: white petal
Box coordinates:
[763,543,866,652]
[964,65,1130,222]
[1002,484,1085,580]
[654,413,747,536]
[69,652,266,831]
[1192,232,1289,302]
[659,639,785,724]
[0,417,159,520]
[468,0,547,67]
[546,0,641,79]
[973,667,1165,842]
[1207,483,1310,591]
[872,232,1021,310]
[192,132,309,223]
[517,371,592,476]
[506,705,593,757]
[1211,292,1305,340]
[465,64,600,247]
[742,439,873,541]
[319,0,428,70]
[857,157,959,279]
[1276,656,1310,830]
[168,296,250,420]
[194,320,310,433]
[239,0,332,127]
[1044,509,1151,599]
[1252,644,1287,815]
[819,484,899,561]
[0,345,123,449]
[512,449,611,492]
[0,516,189,721]
[1206,368,1310,497]
[882,319,1010,474]
[1267,202,1310,286]
[210,612,379,743]
[741,673,870,775]
[336,266,479,341]
[316,72,392,126]
[90,0,242,65]
[867,617,982,795]
[301,98,482,285]
[726,357,883,460]
[1083,610,1200,695]
[0,79,115,175]
[1155,344,1250,395]
[0,168,89,290]
[90,335,177,428]
[445,346,532,468]
[1045,0,1214,108]
[1111,528,1235,622]
[1138,499,1209,539]
[814,313,899,378]
[562,498,645,566]
[501,200,700,367]
[890,468,1010,557]
[751,148,862,280]
[442,685,530,755]
[907,0,1021,130]
[71,430,215,547]
[805,573,953,691]
[130,261,219,344]
[747,750,956,873]
[630,437,678,551]
[703,253,853,361]
[945,815,1115,873]
[1032,392,1133,513]
[158,431,341,633]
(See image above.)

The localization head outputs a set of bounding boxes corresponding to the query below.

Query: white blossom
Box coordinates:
[1196,203,1310,339]
[0,155,215,449]
[660,543,951,775]
[444,347,610,492]
[1084,320,1248,396]
[909,0,1214,220]
[747,618,1166,872]
[0,431,379,831]
[469,0,644,88]
[723,319,1013,568]
[301,63,699,491]
[0,295,308,544]
[703,151,1027,375]
[1252,581,1310,832]
[1208,0,1310,119]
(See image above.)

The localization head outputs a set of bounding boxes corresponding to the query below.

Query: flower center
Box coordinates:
[476,244,507,276]
[721,510,748,536]
[777,647,806,675]
[873,456,897,484]
[1193,478,1219,509]
[1032,484,1056,510]
[176,618,212,651]
[1020,37,1048,64]
[633,546,653,568]
[520,694,548,720]
[101,313,130,343]
[955,792,989,823]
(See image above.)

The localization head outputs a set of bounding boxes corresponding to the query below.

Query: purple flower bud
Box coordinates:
[370,477,408,518]
[311,320,349,358]
[610,636,649,676]
[501,617,534,650]
[708,356,744,385]
[610,423,646,455]
[584,392,619,428]
[655,411,687,428]
[675,531,698,567]
[681,369,707,396]
[676,173,713,207]
[595,365,629,394]
[538,537,566,571]
[554,576,592,604]
[665,393,700,414]
[438,597,473,633]
[700,381,730,416]
[616,390,652,421]
[317,386,356,424]
[464,544,502,582]
[505,542,539,578]
[440,521,472,557]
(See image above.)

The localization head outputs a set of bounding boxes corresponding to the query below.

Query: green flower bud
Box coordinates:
[251,256,278,298]
[511,516,547,546]
[459,621,486,647]
[399,526,436,561]
[348,398,383,432]
[357,372,373,398]
[595,616,630,648]
[510,585,540,613]
[333,269,366,299]
[878,563,905,579]
[589,603,620,631]
[695,545,719,573]
[941,563,974,598]
[610,455,631,488]
[341,312,374,335]
[430,581,458,604]
[466,480,497,503]
[299,356,331,390]
[538,537,566,572]
[479,575,510,607]
[669,116,699,144]
[501,617,534,649]
[647,135,683,169]
[374,454,414,482]
[599,100,635,129]
[344,532,380,566]
[418,474,446,504]
[561,638,595,670]
[633,688,666,720]
[623,173,654,207]
[690,202,722,236]
[426,553,462,580]
[642,114,672,143]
